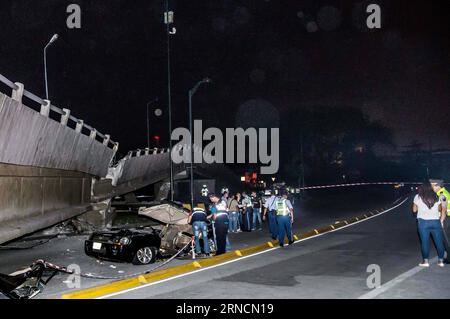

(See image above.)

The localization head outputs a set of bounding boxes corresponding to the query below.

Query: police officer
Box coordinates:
[263,190,278,240]
[251,191,263,231]
[241,191,253,231]
[187,207,210,257]
[275,191,294,247]
[430,179,450,263]
[208,193,229,255]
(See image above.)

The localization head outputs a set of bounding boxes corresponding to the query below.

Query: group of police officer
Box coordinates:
[188,188,296,257]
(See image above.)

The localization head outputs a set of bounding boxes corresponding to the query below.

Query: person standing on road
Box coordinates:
[227,194,240,233]
[187,207,210,257]
[209,193,230,255]
[412,183,446,267]
[251,191,263,231]
[235,192,243,232]
[241,191,253,231]
[430,179,450,263]
[263,190,278,240]
[275,191,294,247]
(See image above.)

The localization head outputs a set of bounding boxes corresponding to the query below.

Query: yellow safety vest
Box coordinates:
[437,188,450,216]
[275,198,290,216]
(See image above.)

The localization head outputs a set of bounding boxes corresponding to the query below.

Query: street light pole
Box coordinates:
[146,98,159,149]
[43,34,58,100]
[165,0,175,201]
[188,78,211,211]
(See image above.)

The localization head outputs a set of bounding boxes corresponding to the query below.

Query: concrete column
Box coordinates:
[75,120,84,133]
[136,149,142,157]
[145,148,150,155]
[40,99,51,117]
[103,134,111,146]
[153,148,158,154]
[60,108,70,126]
[12,82,24,103]
[89,129,97,140]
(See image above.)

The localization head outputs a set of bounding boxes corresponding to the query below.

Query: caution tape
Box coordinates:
[297,181,421,190]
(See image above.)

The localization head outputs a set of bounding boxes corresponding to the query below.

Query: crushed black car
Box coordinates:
[84,202,216,264]
[85,228,161,265]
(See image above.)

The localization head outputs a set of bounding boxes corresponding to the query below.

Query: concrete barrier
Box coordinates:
[0,163,91,244]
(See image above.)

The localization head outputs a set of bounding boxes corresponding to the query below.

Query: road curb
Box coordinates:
[60,199,407,299]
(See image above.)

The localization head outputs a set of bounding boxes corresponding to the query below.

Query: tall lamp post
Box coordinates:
[43,34,58,100]
[164,0,175,201]
[188,78,211,210]
[146,98,159,149]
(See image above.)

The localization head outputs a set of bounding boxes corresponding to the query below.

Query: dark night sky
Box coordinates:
[0,0,449,160]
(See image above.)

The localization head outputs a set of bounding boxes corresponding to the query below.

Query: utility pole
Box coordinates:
[188,78,211,211]
[299,132,306,197]
[146,98,158,149]
[165,0,175,201]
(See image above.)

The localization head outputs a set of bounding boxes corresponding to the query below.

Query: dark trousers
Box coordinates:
[246,207,253,231]
[443,219,450,262]
[215,216,229,255]
[417,218,445,260]
[268,210,278,239]
[277,215,293,245]
[241,208,253,231]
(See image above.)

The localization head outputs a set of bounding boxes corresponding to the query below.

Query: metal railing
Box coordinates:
[0,73,118,151]
[127,147,170,158]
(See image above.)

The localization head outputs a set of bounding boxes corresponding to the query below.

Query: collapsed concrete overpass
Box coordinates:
[0,73,238,244]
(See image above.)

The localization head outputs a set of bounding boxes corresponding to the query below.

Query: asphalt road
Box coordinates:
[0,186,419,298]
[102,195,450,299]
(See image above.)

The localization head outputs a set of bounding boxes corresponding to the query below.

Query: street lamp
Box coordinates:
[164,0,175,201]
[188,77,211,210]
[146,98,159,149]
[43,34,58,100]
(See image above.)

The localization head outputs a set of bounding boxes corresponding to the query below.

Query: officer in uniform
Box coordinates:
[430,179,450,263]
[263,190,278,240]
[187,207,210,256]
[208,193,229,255]
[275,191,294,247]
[241,191,253,231]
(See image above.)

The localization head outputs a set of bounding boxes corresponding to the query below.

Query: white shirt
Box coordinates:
[414,194,441,220]
[264,195,277,210]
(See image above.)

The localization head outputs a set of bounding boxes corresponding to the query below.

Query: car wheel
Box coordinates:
[132,246,157,265]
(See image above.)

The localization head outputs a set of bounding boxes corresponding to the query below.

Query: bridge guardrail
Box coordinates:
[0,73,118,152]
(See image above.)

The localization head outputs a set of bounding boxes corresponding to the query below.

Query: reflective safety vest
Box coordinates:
[214,200,228,213]
[201,187,209,197]
[275,198,290,216]
[437,187,450,216]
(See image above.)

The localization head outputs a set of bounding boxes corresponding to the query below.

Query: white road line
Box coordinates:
[98,197,409,299]
[358,257,438,299]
